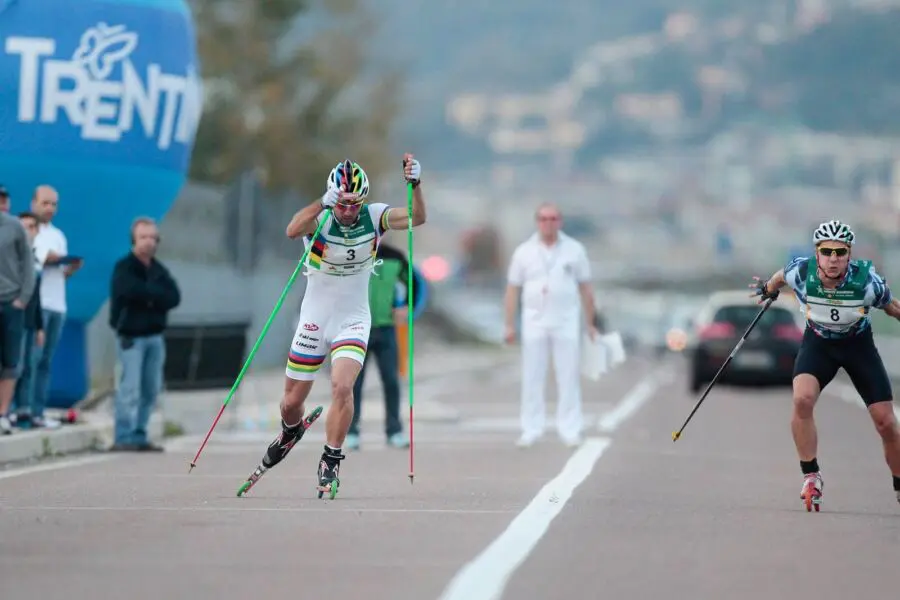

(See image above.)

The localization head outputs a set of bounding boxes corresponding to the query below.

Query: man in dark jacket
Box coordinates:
[346,241,420,450]
[108,217,180,451]
[11,212,44,429]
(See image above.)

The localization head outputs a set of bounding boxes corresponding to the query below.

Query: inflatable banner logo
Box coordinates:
[6,21,201,151]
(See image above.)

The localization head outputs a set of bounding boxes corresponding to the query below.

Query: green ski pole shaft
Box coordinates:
[407,182,416,484]
[189,210,331,472]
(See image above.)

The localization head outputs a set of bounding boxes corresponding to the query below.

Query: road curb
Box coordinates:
[0,414,164,467]
[0,423,106,465]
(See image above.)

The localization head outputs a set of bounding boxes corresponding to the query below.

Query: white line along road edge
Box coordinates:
[0,455,114,482]
[438,437,612,600]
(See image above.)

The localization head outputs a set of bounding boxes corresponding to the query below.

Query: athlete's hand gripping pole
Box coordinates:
[671,296,775,442]
[189,211,331,473]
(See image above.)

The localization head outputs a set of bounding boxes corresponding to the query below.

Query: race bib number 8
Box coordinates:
[808,303,864,327]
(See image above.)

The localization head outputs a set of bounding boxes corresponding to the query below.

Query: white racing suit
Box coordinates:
[285,203,391,380]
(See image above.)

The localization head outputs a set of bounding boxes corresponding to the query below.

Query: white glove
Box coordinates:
[321,183,340,208]
[403,155,421,184]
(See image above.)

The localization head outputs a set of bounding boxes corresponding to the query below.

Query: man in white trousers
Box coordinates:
[504,203,597,447]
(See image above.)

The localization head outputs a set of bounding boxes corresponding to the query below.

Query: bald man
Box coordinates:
[504,203,597,447]
[27,186,82,428]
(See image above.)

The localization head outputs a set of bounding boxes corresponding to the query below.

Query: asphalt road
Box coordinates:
[1,352,899,600]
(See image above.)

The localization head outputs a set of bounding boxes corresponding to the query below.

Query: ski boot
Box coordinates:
[800,472,823,512]
[316,445,345,500]
[236,406,323,497]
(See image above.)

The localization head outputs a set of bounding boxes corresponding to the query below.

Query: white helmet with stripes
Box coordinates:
[813,219,855,246]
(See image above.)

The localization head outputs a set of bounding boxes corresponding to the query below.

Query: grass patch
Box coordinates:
[163,420,185,438]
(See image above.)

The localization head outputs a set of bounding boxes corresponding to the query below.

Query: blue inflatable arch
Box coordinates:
[0,0,200,407]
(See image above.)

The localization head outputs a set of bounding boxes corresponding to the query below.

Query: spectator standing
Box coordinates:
[31,185,82,428]
[0,206,36,434]
[346,241,416,450]
[503,203,597,448]
[108,217,180,451]
[0,185,9,213]
[11,211,45,429]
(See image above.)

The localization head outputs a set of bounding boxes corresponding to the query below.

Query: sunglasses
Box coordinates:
[818,247,849,257]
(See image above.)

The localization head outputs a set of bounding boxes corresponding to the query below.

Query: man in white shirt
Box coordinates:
[504,203,597,447]
[29,185,82,428]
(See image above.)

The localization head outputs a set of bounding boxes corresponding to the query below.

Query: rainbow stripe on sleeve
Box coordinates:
[379,208,392,234]
[307,232,326,270]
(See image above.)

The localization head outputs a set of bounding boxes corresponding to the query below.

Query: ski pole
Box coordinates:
[406,180,416,484]
[671,296,774,442]
[189,209,331,472]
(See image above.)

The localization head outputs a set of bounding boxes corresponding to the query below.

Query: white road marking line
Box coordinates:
[0,455,115,481]
[829,382,900,420]
[597,374,665,433]
[437,436,611,600]
[0,505,517,515]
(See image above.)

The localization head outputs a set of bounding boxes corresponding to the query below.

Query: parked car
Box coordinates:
[688,290,805,393]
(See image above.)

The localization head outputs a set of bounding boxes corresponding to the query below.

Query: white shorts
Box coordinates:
[285,292,371,381]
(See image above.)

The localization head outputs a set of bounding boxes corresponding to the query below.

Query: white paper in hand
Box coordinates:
[601,332,627,368]
[580,332,608,381]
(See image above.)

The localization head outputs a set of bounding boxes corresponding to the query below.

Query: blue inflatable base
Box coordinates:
[46,320,89,409]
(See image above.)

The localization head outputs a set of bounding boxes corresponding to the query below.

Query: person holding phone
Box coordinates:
[31,185,82,429]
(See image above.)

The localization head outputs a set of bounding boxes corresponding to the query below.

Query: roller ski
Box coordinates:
[316,445,345,500]
[236,405,323,497]
[800,472,823,512]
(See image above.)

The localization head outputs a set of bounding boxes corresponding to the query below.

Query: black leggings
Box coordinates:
[793,327,893,406]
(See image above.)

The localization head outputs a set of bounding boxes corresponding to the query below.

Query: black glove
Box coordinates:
[751,277,780,301]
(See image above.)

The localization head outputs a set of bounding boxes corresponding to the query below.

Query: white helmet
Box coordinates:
[813,219,855,246]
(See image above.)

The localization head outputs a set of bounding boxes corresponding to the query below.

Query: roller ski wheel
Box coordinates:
[803,492,820,513]
[316,448,344,500]
[237,465,267,497]
[304,405,324,425]
[235,405,324,498]
[800,473,823,513]
[316,478,340,500]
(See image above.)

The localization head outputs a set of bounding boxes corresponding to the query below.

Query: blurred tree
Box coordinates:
[187,0,403,198]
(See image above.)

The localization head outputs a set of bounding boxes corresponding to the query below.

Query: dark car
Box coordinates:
[688,291,805,393]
